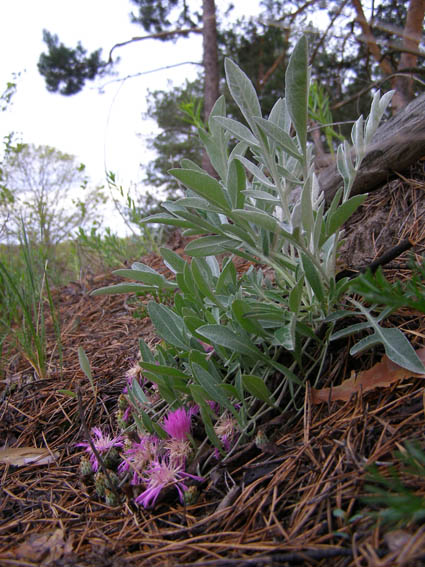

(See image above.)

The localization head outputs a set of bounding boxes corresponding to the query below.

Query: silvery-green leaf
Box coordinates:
[330,322,371,341]
[312,200,324,253]
[226,158,246,209]
[160,247,186,274]
[180,158,204,172]
[139,338,155,363]
[289,275,304,314]
[78,347,93,384]
[326,194,367,238]
[174,208,222,233]
[147,301,190,351]
[285,35,309,156]
[351,328,425,374]
[268,97,291,133]
[208,95,226,136]
[213,116,259,146]
[91,282,157,296]
[175,197,222,213]
[198,127,228,181]
[221,223,256,246]
[191,258,224,308]
[112,268,176,289]
[275,164,301,184]
[170,168,230,210]
[350,299,425,374]
[379,90,394,114]
[231,298,266,336]
[242,190,279,203]
[229,141,249,162]
[253,117,303,161]
[192,363,238,418]
[224,58,262,130]
[231,208,278,232]
[139,361,189,381]
[130,377,150,404]
[301,254,325,303]
[140,213,193,228]
[242,374,276,406]
[216,258,237,293]
[190,384,223,451]
[131,262,159,274]
[336,144,350,191]
[274,313,296,350]
[197,324,263,358]
[301,175,314,237]
[236,155,274,187]
[185,235,240,257]
[351,115,365,161]
[206,255,220,278]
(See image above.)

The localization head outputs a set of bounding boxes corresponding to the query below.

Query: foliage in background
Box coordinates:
[140,0,425,197]
[75,226,157,274]
[141,80,205,195]
[0,226,61,380]
[38,30,108,96]
[0,143,108,280]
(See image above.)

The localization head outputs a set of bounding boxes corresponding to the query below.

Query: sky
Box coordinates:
[0,1,263,234]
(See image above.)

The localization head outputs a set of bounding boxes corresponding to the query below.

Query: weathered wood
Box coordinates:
[319,92,425,203]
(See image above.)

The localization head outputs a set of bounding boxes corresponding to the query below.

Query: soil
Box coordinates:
[1,160,425,567]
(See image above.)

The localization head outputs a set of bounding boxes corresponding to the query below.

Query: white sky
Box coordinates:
[0,0,264,235]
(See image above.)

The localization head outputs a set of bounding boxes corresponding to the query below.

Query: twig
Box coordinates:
[108,27,203,62]
[99,61,203,90]
[336,238,414,281]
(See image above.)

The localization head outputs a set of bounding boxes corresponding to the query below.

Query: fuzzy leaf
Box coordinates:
[160,247,186,274]
[170,168,230,210]
[147,302,190,351]
[213,116,259,146]
[242,374,275,406]
[285,35,308,155]
[224,58,262,130]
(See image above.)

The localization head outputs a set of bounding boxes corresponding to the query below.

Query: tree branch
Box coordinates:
[108,27,203,62]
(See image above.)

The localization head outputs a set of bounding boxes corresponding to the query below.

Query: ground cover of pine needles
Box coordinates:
[1,162,425,567]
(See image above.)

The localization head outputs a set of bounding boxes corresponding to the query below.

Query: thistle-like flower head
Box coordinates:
[163,407,192,441]
[76,427,123,472]
[134,457,203,509]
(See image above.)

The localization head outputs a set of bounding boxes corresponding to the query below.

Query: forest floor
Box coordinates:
[1,160,425,567]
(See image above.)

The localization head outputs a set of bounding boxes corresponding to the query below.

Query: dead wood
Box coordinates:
[319,92,425,203]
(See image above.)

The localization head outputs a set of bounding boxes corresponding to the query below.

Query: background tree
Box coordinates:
[0,143,107,255]
[37,0,425,214]
[38,30,108,95]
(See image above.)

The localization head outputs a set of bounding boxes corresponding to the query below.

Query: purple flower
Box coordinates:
[134,458,203,509]
[163,408,192,441]
[118,436,159,485]
[76,427,123,472]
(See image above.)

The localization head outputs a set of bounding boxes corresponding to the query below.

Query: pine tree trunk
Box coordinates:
[202,0,219,175]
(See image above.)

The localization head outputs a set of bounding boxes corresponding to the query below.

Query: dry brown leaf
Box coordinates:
[0,447,58,466]
[311,347,425,404]
[14,529,73,564]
